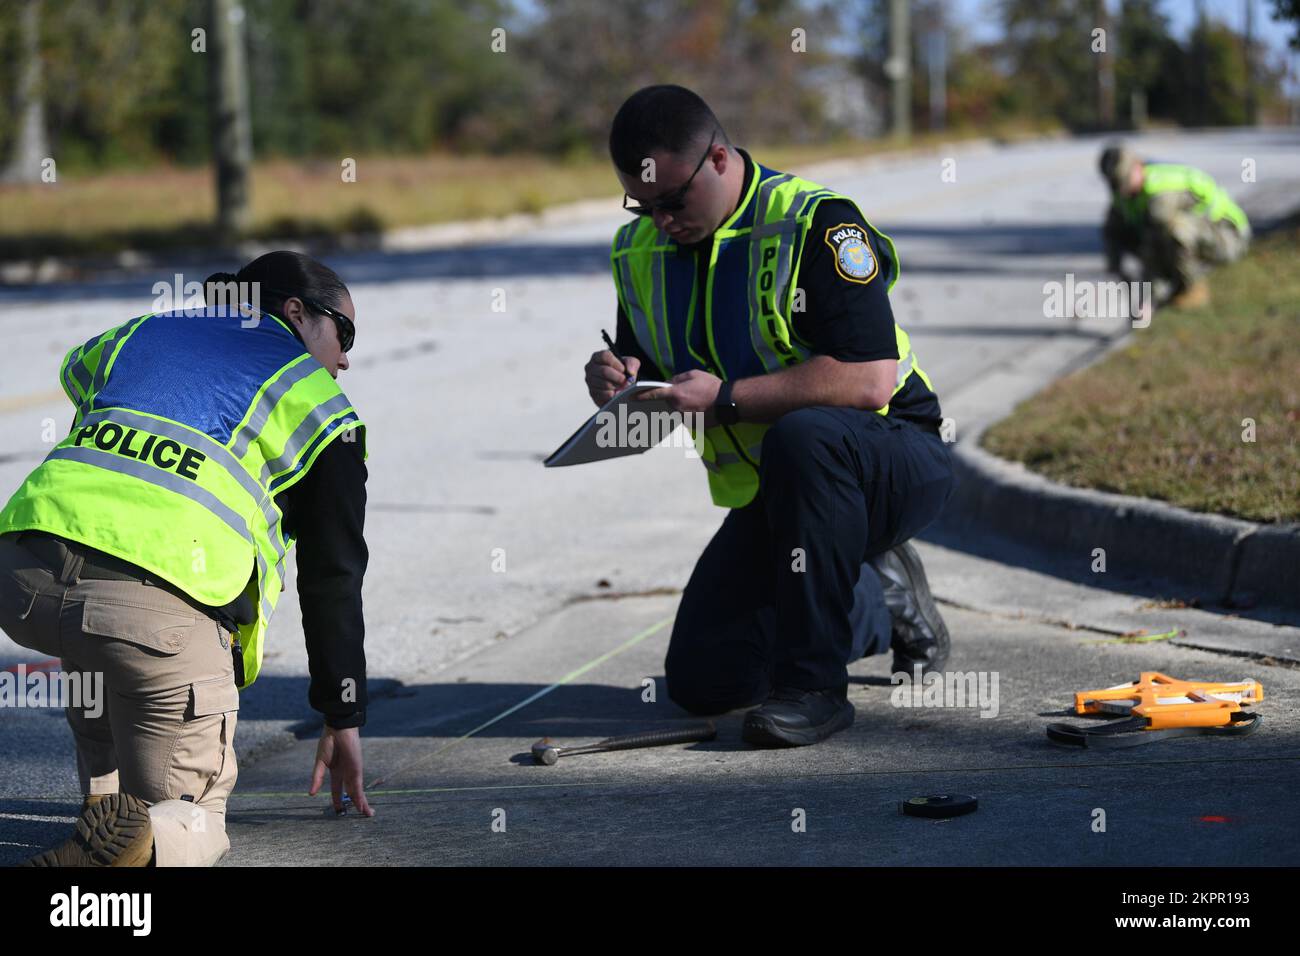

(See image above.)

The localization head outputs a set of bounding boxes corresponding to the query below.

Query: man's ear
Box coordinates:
[709,144,729,175]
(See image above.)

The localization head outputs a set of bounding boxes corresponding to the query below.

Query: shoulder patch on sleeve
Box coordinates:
[823,222,879,285]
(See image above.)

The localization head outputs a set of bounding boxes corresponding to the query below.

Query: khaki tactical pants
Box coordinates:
[0,532,239,866]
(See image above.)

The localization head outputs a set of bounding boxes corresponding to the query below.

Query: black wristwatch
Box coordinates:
[714,380,740,426]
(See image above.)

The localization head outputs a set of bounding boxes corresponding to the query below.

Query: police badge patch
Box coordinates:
[823,222,879,284]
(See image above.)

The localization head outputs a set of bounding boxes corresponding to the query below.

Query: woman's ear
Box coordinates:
[281,296,305,327]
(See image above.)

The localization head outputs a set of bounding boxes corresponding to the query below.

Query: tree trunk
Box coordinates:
[888,0,911,140]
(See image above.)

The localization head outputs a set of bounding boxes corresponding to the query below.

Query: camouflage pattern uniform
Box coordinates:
[1100,147,1251,297]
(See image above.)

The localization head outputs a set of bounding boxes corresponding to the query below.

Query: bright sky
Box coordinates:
[954,0,1297,57]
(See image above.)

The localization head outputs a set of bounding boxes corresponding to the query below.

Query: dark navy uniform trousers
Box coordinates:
[665,406,954,714]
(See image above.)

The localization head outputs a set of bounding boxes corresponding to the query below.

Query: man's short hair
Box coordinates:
[609,85,730,176]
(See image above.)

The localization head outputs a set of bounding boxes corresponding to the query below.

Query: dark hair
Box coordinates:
[203,251,348,325]
[609,85,729,177]
[1098,142,1136,188]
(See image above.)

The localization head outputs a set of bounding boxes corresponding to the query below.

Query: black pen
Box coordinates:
[601,329,636,387]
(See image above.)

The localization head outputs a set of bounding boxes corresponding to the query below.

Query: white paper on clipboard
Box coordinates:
[544,382,684,467]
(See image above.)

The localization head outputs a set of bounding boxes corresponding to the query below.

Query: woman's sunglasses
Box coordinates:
[301,297,356,353]
[265,290,356,352]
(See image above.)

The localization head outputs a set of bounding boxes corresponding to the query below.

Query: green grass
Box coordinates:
[982,228,1300,524]
[0,121,1059,261]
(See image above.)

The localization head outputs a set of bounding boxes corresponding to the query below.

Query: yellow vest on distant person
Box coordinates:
[1119,162,1250,233]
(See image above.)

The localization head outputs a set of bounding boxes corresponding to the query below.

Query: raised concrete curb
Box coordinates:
[936,182,1300,616]
[944,438,1299,611]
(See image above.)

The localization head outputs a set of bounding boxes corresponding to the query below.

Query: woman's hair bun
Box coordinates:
[203,271,241,306]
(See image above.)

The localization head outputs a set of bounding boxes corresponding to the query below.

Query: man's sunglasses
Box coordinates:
[622,132,717,216]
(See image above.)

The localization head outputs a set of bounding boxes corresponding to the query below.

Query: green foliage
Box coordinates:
[1272,0,1300,48]
[1177,18,1252,126]
[1116,0,1180,123]
[0,0,1288,171]
[997,0,1101,129]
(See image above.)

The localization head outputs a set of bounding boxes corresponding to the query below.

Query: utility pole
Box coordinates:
[1194,0,1208,125]
[928,25,947,131]
[1244,0,1257,125]
[888,0,911,141]
[209,0,252,239]
[1097,0,1116,128]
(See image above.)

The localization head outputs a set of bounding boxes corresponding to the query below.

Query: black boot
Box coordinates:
[869,541,950,677]
[742,686,854,747]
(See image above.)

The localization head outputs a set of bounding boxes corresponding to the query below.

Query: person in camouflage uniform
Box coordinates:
[1099,144,1251,308]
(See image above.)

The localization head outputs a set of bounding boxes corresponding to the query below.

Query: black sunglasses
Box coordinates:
[268,290,355,352]
[301,297,355,353]
[623,131,717,216]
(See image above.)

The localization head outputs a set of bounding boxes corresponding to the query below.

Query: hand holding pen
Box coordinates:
[601,329,637,388]
[583,329,641,407]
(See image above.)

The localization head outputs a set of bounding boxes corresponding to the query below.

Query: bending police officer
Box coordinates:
[0,251,372,866]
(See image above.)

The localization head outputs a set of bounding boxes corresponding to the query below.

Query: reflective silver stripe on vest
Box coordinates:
[708,440,766,470]
[78,409,264,512]
[259,393,355,485]
[748,178,821,370]
[616,225,658,369]
[771,188,826,365]
[89,315,150,401]
[256,550,277,620]
[230,356,321,461]
[269,413,358,496]
[895,352,914,390]
[746,175,794,372]
[76,407,288,573]
[64,352,92,400]
[648,229,673,371]
[62,363,82,408]
[47,445,253,545]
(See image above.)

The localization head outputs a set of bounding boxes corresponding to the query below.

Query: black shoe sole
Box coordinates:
[892,541,950,675]
[742,700,855,748]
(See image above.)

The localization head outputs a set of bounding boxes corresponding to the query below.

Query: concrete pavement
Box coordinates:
[220,549,1300,866]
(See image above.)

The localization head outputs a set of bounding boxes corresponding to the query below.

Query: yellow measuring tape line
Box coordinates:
[232,614,675,801]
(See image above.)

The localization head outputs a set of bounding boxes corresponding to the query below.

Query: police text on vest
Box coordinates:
[73,422,206,481]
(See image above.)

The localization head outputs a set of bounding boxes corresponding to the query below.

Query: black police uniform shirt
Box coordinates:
[615,147,943,428]
[274,430,369,730]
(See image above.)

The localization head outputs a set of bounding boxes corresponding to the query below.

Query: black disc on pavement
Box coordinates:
[899,794,979,818]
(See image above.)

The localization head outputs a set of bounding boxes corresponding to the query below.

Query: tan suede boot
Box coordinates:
[20,793,153,867]
[1170,279,1210,309]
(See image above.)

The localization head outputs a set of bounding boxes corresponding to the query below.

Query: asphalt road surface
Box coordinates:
[2,128,1297,865]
